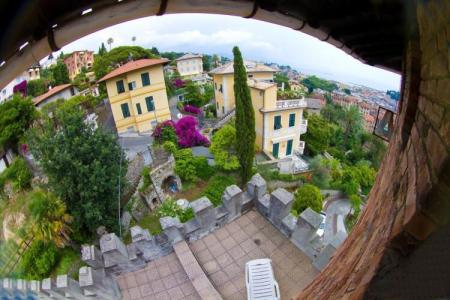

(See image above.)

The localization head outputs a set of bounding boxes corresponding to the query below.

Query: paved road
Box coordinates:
[118,135,153,160]
[323,198,351,244]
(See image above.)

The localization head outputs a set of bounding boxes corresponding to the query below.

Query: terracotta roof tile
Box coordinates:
[98,58,169,82]
[33,84,72,106]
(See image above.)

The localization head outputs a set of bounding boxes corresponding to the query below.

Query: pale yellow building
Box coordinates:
[99,58,171,134]
[210,61,307,160]
[175,53,203,77]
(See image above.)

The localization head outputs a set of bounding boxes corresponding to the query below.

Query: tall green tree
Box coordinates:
[98,43,107,56]
[341,105,363,145]
[292,184,323,214]
[302,114,333,155]
[27,105,127,240]
[0,94,37,151]
[26,79,47,97]
[52,62,70,85]
[233,46,255,185]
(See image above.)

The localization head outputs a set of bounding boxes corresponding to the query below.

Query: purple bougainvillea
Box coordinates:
[174,116,210,148]
[173,78,185,88]
[152,120,176,143]
[183,104,202,115]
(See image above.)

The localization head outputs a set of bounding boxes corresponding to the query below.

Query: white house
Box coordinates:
[33,84,78,108]
[0,64,41,103]
[175,53,203,77]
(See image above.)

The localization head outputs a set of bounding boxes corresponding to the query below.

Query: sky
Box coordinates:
[55,13,401,91]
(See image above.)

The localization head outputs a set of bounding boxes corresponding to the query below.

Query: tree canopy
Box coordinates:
[302,114,334,156]
[301,75,338,93]
[292,184,323,215]
[0,94,37,151]
[27,103,127,240]
[274,73,290,90]
[233,46,256,185]
[210,125,240,171]
[26,79,47,97]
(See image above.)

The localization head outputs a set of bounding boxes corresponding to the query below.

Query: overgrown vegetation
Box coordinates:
[0,158,33,192]
[301,75,338,93]
[202,175,236,206]
[210,125,240,171]
[292,184,323,215]
[156,198,194,223]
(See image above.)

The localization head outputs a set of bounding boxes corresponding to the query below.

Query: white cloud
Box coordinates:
[55,13,400,91]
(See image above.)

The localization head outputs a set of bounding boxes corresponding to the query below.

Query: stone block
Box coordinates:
[41,278,66,299]
[268,188,294,229]
[280,213,297,237]
[56,274,88,299]
[247,173,267,200]
[191,197,216,232]
[160,216,184,243]
[312,231,347,271]
[79,266,121,300]
[81,245,104,269]
[256,194,270,217]
[300,207,323,229]
[222,185,242,218]
[100,233,130,268]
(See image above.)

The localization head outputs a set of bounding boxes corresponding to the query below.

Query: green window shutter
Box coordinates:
[289,113,295,127]
[272,143,279,158]
[136,103,142,115]
[121,103,130,118]
[141,73,150,86]
[145,96,155,112]
[116,80,125,94]
[286,139,293,155]
[274,115,282,130]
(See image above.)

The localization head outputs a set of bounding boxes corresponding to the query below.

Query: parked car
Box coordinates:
[245,258,280,300]
[316,212,326,237]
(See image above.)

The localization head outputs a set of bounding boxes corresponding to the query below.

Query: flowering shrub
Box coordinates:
[174,116,210,148]
[172,78,185,88]
[183,104,202,115]
[156,198,194,223]
[152,120,177,144]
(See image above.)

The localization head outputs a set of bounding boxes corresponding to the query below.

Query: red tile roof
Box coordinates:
[33,84,72,106]
[98,58,169,82]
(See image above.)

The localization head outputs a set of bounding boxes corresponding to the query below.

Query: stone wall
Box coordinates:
[297,1,450,298]
[0,173,345,299]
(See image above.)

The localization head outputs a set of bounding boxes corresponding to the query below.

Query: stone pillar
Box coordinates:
[290,208,324,259]
[30,280,52,300]
[16,279,29,297]
[312,231,347,270]
[79,266,121,300]
[268,188,294,229]
[281,213,297,238]
[256,194,270,217]
[222,185,242,219]
[131,225,156,261]
[81,244,104,268]
[56,274,90,299]
[160,216,184,244]
[100,233,130,268]
[191,197,216,232]
[1,278,13,298]
[247,173,267,200]
[41,278,67,299]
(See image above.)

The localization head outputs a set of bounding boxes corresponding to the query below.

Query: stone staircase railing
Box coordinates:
[213,108,236,130]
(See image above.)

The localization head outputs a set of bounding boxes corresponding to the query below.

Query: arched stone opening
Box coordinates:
[162,175,179,194]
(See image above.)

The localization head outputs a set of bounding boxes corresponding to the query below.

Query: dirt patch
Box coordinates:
[175,180,209,201]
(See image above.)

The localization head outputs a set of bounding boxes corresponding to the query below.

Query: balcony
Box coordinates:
[294,141,305,155]
[276,98,307,110]
[299,119,308,134]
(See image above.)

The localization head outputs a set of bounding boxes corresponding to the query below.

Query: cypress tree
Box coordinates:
[233,46,255,185]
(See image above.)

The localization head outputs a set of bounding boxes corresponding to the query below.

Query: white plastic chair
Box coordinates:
[245,258,280,300]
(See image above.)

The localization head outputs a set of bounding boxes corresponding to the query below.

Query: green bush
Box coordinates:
[156,198,194,223]
[18,240,59,280]
[163,141,177,154]
[193,156,215,180]
[202,175,236,206]
[139,166,152,192]
[0,158,33,192]
[174,149,197,182]
[292,184,323,215]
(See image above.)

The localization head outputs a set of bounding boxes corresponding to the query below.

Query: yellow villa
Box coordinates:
[99,58,171,134]
[210,61,308,160]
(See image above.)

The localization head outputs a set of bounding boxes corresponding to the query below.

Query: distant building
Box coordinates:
[98,58,171,134]
[363,114,376,132]
[33,84,78,108]
[64,50,94,80]
[0,64,41,102]
[306,98,324,115]
[175,53,203,77]
[210,60,276,118]
[211,60,307,160]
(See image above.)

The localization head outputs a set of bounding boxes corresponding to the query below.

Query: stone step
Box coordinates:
[173,241,223,300]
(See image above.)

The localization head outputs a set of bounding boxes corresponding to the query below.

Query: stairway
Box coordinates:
[213,108,236,130]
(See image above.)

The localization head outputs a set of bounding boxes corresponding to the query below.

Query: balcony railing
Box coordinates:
[276,98,307,109]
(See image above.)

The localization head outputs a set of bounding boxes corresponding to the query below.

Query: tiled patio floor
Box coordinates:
[189,209,318,300]
[116,252,201,300]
